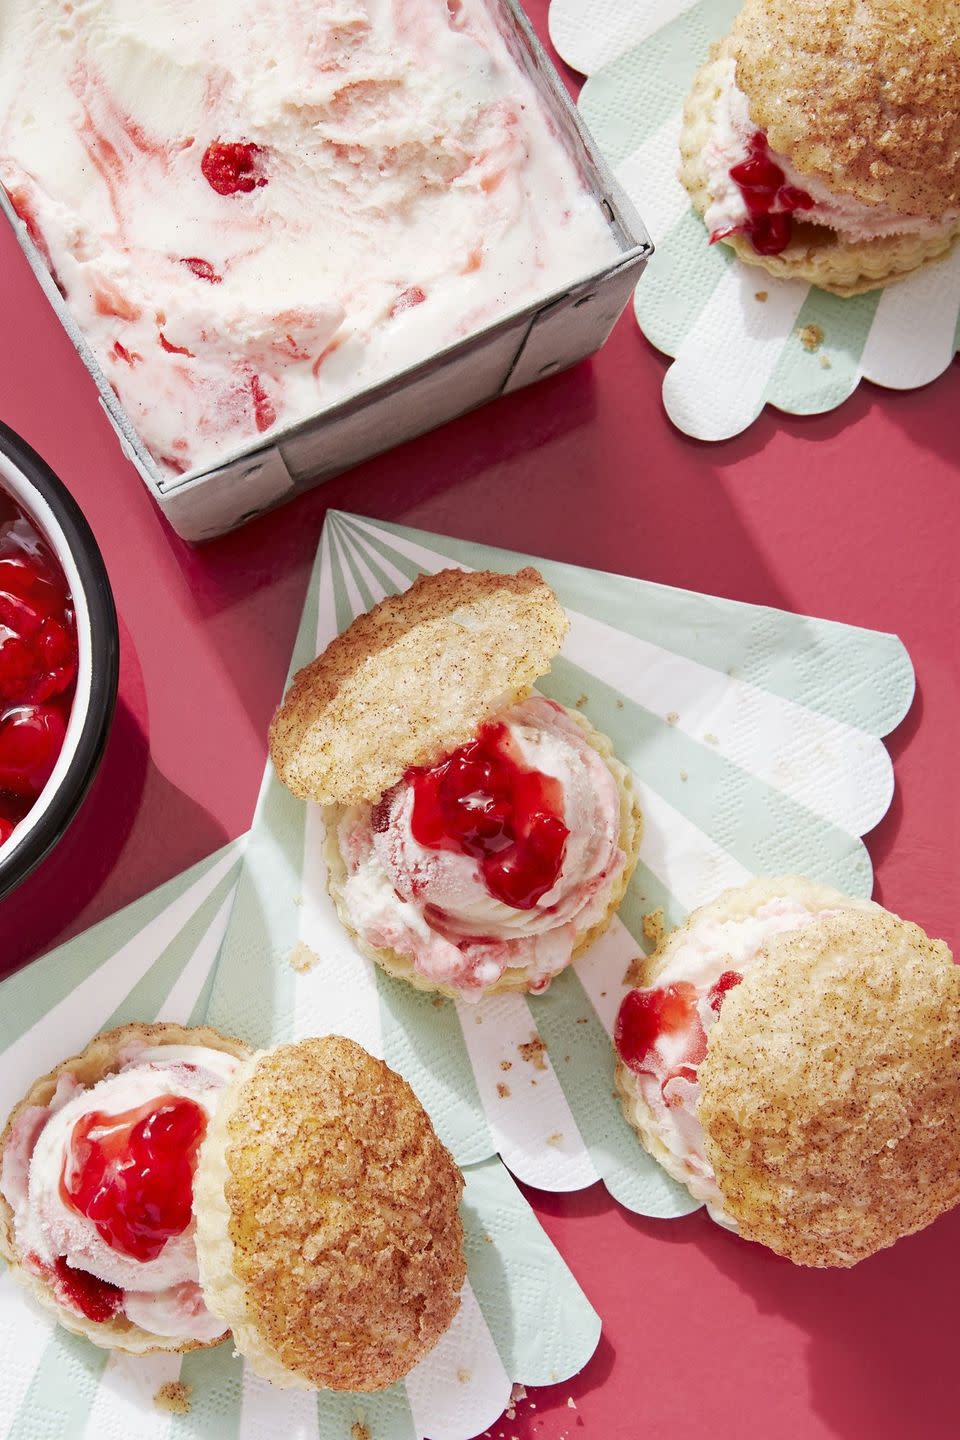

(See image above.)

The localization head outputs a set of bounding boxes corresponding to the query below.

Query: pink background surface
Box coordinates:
[1,4,958,1436]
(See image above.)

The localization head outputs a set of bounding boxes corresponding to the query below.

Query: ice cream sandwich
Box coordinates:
[614,877,960,1266]
[679,0,960,294]
[0,1025,465,1383]
[269,567,642,1000]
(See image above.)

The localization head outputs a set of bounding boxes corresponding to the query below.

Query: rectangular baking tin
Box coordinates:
[1,0,651,542]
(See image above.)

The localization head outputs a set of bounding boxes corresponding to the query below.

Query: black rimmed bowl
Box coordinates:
[0,423,119,901]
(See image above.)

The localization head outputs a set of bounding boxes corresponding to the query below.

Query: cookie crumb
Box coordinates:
[575,1016,588,1025]
[680,769,688,782]
[153,1382,192,1416]
[642,907,665,948]
[797,322,825,353]
[820,354,832,369]
[704,732,719,745]
[615,698,624,709]
[575,694,588,709]
[665,711,679,725]
[547,1132,563,1147]
[475,1014,483,1025]
[496,1082,511,1099]
[519,1036,548,1070]
[567,1397,578,1409]
[352,1423,371,1440]
[288,942,318,975]
[432,997,445,1008]
[483,1233,493,1244]
[458,1368,471,1384]
[511,1385,527,1402]
[623,956,646,987]
[755,290,768,302]
[499,1059,512,1071]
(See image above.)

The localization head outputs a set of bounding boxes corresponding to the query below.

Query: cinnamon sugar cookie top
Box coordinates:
[731,0,960,219]
[194,1036,466,1391]
[269,567,569,805]
[699,907,960,1267]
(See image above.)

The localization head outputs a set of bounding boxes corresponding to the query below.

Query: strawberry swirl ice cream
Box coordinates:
[0,1042,239,1341]
[333,697,627,995]
[0,0,619,476]
[615,895,842,1222]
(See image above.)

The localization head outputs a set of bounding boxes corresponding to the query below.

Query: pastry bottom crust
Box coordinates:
[679,44,960,297]
[0,1022,250,1355]
[324,705,644,1000]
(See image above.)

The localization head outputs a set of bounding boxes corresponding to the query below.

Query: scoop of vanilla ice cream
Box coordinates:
[335,696,625,994]
[6,1043,238,1341]
[703,58,957,244]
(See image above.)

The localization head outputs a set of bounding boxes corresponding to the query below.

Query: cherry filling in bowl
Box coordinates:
[0,488,79,847]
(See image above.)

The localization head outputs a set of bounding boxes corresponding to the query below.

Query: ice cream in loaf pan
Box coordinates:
[0,0,619,477]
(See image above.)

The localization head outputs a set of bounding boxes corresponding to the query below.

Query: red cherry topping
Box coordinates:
[0,501,77,838]
[53,1256,123,1324]
[201,141,267,196]
[60,1096,207,1263]
[708,969,743,1013]
[0,705,67,797]
[181,256,223,283]
[615,983,706,1075]
[723,132,814,256]
[407,721,569,910]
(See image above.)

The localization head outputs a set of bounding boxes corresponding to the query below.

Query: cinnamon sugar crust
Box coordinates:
[194,1037,466,1391]
[699,906,960,1267]
[732,0,960,220]
[269,567,569,806]
[0,1022,250,1354]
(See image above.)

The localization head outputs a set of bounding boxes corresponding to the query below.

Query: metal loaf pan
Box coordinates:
[1,0,651,542]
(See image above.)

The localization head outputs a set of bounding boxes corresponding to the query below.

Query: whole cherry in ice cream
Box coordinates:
[201,140,267,196]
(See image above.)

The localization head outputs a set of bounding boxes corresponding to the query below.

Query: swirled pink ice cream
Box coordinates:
[333,696,626,995]
[1,1042,238,1342]
[0,0,619,476]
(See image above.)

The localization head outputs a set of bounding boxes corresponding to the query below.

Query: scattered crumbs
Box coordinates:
[475,1014,483,1025]
[511,1385,527,1403]
[665,710,679,725]
[431,997,445,1009]
[288,942,318,975]
[820,353,832,369]
[496,1082,511,1099]
[575,1016,588,1025]
[797,321,825,353]
[483,1233,493,1244]
[547,1132,564,1147]
[600,990,607,998]
[352,1424,371,1440]
[154,1382,192,1416]
[567,1397,578,1410]
[575,693,589,709]
[704,732,719,745]
[519,1036,548,1070]
[642,907,665,948]
[755,290,768,302]
[623,955,646,987]
[499,1059,512,1072]
[457,1368,471,1384]
[680,769,688,782]
[615,698,624,709]
[530,1077,538,1086]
